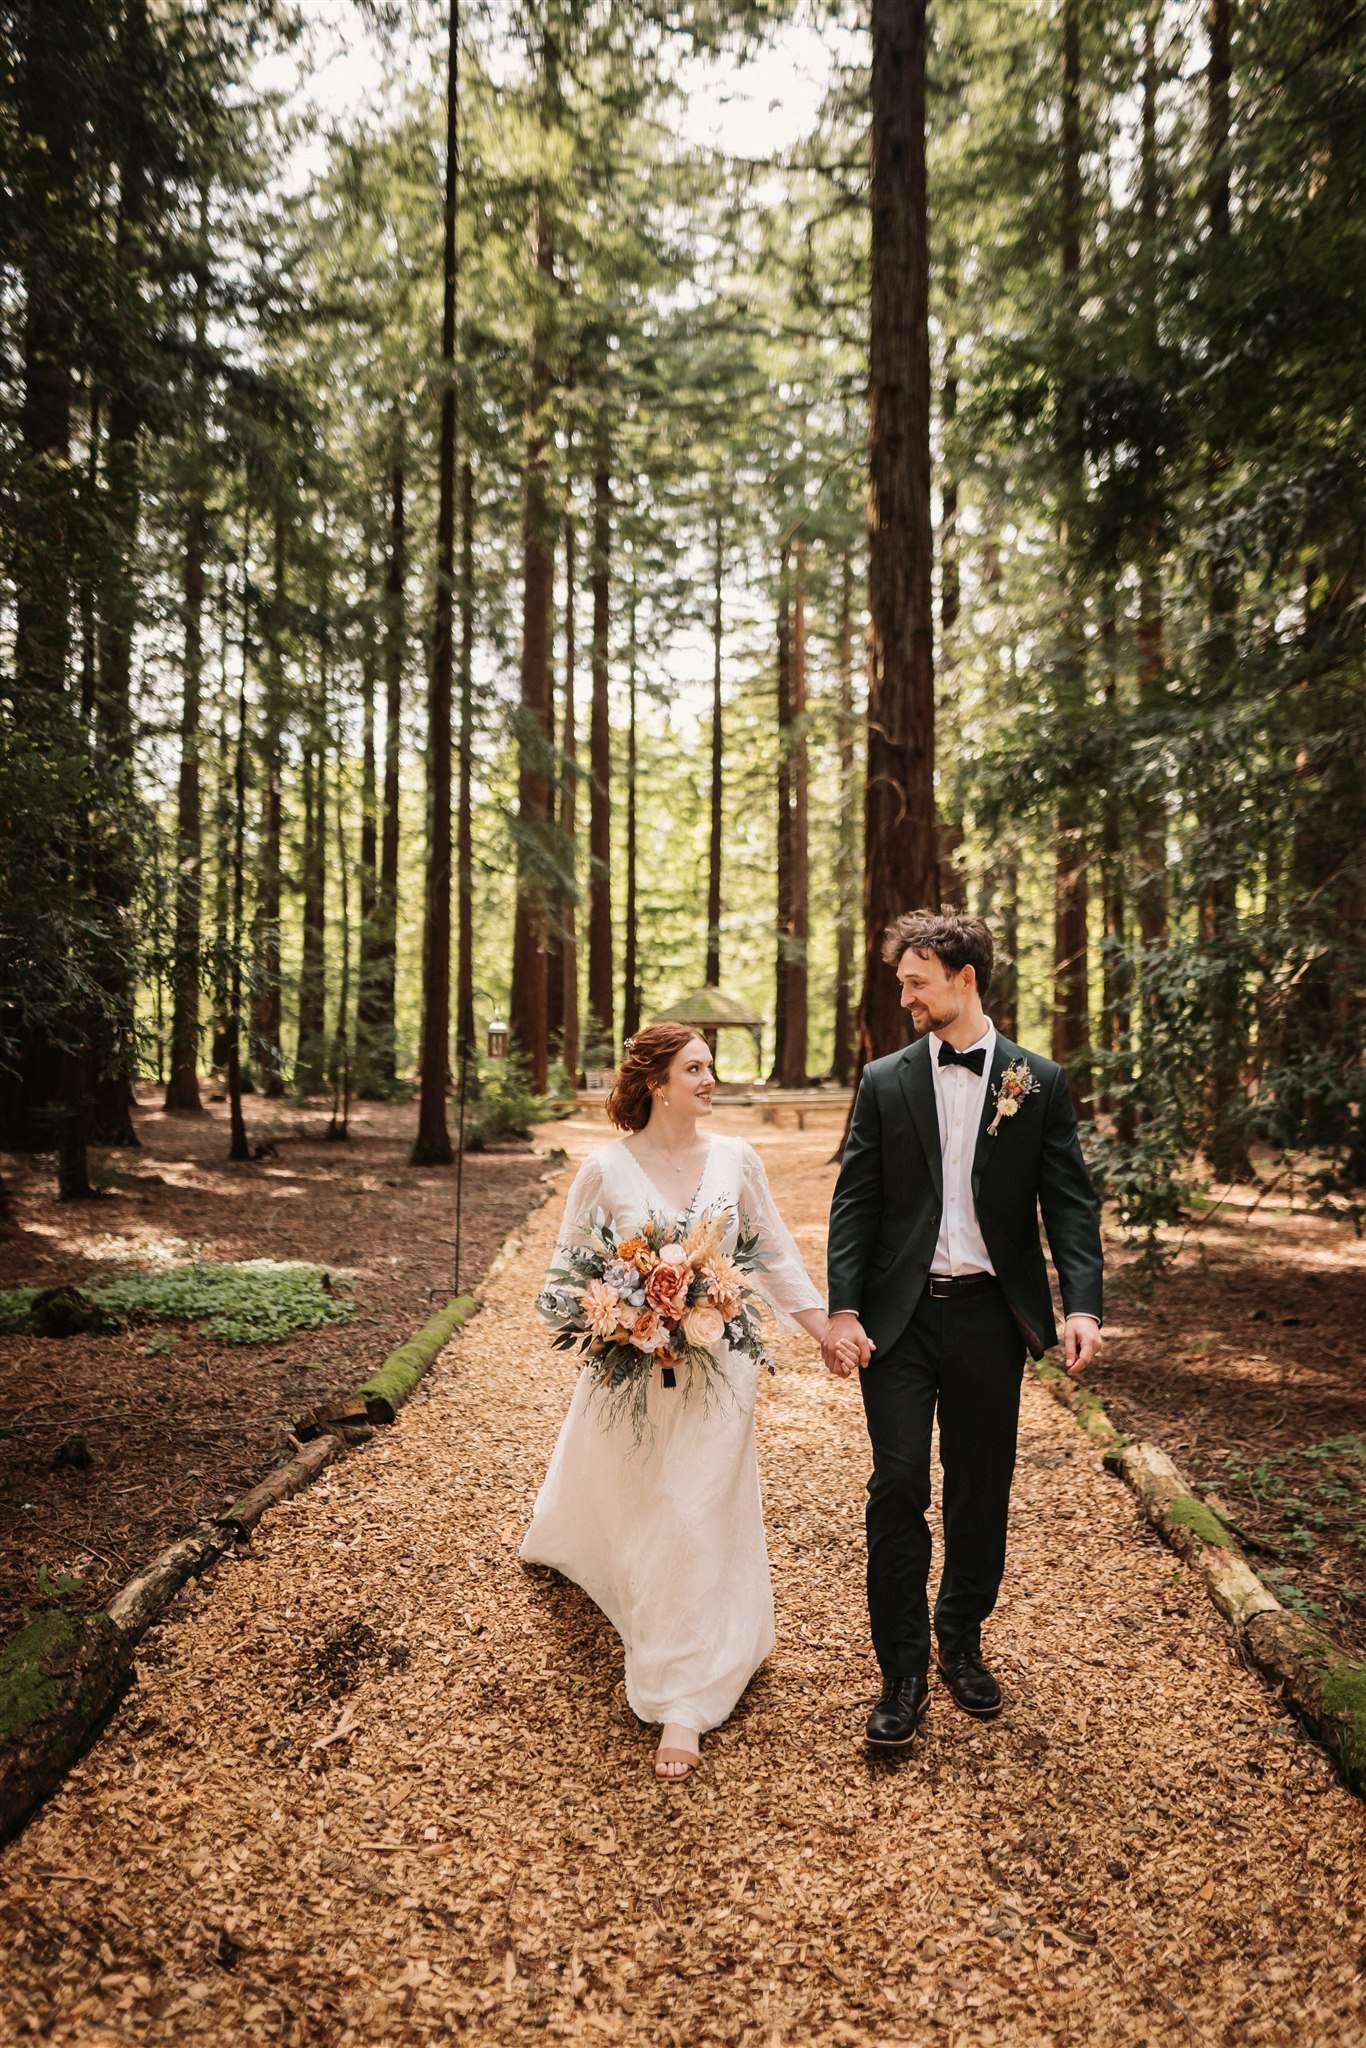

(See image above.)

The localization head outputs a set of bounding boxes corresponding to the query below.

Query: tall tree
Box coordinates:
[370,443,406,1094]
[165,184,213,1114]
[586,426,614,1056]
[558,505,581,1077]
[455,453,478,1069]
[830,544,858,1084]
[1050,0,1092,1111]
[705,502,725,990]
[857,0,937,1071]
[412,0,461,1166]
[507,22,560,1097]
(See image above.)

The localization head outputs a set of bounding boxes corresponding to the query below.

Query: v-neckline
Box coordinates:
[618,1135,714,1219]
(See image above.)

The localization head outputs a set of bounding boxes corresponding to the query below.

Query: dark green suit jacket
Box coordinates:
[826,1032,1103,1361]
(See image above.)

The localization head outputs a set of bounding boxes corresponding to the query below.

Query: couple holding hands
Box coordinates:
[521,910,1104,1780]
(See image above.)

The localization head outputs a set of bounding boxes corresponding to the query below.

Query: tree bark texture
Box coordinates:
[858,0,938,1070]
[1051,0,1092,1113]
[587,433,614,1059]
[411,0,459,1165]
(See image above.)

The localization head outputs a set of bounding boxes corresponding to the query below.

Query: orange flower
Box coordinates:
[616,1235,657,1273]
[645,1259,692,1318]
[631,1307,668,1353]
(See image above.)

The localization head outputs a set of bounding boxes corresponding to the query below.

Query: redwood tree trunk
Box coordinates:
[91,0,152,1148]
[773,542,792,1082]
[295,571,329,1098]
[1051,0,1092,1113]
[372,448,405,1093]
[586,430,614,1058]
[1202,0,1252,1179]
[831,546,857,1085]
[250,506,286,1097]
[355,534,381,1094]
[777,540,809,1088]
[411,0,459,1165]
[558,507,580,1079]
[936,268,965,909]
[165,182,212,1113]
[623,578,640,1041]
[1134,1,1169,1055]
[507,180,556,1096]
[857,0,937,1072]
[456,454,477,1068]
[706,503,724,990]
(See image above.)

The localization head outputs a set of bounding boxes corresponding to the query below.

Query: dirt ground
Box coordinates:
[0,1104,1361,2048]
[1093,1175,1366,1660]
[0,1089,555,1643]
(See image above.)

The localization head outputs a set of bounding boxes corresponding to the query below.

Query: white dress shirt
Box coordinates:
[928,1019,1099,1325]
[929,1021,997,1278]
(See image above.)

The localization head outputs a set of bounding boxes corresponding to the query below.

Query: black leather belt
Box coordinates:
[926,1273,997,1299]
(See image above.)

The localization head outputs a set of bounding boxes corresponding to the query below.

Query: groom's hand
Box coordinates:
[822,1312,873,1378]
[1063,1315,1102,1379]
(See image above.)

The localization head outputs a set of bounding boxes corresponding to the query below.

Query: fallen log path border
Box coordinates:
[0,1168,560,1848]
[1032,1358,1366,1800]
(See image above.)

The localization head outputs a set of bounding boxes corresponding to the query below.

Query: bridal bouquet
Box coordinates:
[537,1202,774,1436]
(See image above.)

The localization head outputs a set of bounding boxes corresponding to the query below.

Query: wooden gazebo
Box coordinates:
[651,985,763,1083]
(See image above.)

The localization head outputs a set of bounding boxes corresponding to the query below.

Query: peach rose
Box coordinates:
[631,1307,668,1353]
[645,1259,693,1318]
[683,1301,726,1349]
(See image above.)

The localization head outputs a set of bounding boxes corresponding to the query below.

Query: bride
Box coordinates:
[520,1021,832,1780]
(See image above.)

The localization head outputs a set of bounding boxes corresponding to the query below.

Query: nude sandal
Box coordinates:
[655,1746,698,1780]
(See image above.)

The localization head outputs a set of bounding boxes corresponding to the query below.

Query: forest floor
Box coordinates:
[0,1104,1363,2046]
[1090,1168,1366,1661]
[0,1089,554,1644]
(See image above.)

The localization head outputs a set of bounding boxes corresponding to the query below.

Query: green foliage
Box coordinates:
[461,1054,561,1152]
[0,1262,354,1346]
[0,1610,77,1742]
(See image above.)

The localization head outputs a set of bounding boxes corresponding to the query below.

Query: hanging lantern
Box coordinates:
[487,1013,509,1060]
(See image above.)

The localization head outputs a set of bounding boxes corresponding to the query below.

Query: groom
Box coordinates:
[822,910,1104,1749]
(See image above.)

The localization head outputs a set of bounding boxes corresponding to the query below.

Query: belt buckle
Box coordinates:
[928,1276,953,1299]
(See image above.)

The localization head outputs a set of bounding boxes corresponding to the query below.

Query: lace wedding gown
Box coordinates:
[520,1133,824,1733]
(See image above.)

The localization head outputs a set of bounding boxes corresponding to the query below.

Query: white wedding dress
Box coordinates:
[520,1133,824,1733]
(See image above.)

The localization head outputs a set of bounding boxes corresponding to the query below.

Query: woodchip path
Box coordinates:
[1,1111,1362,2047]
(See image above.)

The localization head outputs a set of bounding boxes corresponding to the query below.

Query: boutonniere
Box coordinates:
[986,1058,1041,1137]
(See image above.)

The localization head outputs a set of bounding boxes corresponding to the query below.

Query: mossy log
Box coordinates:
[1032,1359,1123,1447]
[351,1294,479,1423]
[1105,1441,1278,1626]
[1244,1608,1366,1797]
[106,1524,235,1635]
[218,1434,338,1540]
[0,1609,134,1847]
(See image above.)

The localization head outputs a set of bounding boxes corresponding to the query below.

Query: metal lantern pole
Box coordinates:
[452,1002,509,1298]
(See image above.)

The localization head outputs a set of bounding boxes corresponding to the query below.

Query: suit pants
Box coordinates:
[859,1277,1026,1677]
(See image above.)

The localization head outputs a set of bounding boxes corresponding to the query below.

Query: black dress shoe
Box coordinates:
[935,1645,1003,1718]
[865,1674,930,1748]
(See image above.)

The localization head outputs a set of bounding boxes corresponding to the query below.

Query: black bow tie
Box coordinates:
[937,1041,986,1075]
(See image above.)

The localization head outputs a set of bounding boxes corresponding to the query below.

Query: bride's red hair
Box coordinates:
[606,1022,706,1133]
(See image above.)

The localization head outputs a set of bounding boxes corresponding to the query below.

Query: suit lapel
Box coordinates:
[970,1032,1016,1197]
[896,1037,943,1199]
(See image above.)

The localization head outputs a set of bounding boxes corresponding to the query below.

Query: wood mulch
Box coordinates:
[0,1089,553,1644]
[0,1105,1361,2047]
[1094,1172,1366,1660]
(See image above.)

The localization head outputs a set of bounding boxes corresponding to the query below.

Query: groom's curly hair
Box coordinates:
[607,1021,708,1132]
[882,909,994,998]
